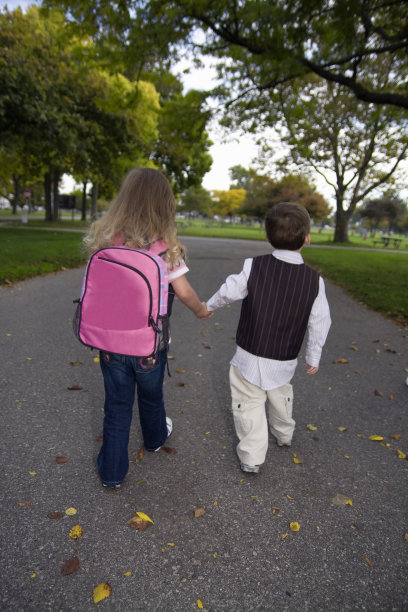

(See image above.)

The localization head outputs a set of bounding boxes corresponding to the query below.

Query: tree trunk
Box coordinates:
[91,181,98,221]
[12,175,20,215]
[44,172,52,221]
[52,170,60,221]
[334,208,351,242]
[81,180,87,221]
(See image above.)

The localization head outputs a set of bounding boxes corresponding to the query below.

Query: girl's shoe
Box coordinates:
[153,417,173,452]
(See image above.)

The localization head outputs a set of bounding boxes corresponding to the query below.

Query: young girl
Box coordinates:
[83,167,211,489]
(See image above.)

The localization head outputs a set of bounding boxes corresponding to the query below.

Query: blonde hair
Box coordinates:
[83,168,185,266]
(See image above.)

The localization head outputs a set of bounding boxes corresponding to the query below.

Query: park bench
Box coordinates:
[373,236,403,248]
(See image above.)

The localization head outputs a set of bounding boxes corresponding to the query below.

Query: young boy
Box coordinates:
[206,202,331,474]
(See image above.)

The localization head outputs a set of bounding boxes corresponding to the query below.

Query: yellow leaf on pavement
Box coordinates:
[123,571,131,577]
[397,449,407,459]
[65,507,77,516]
[368,435,384,441]
[293,457,302,464]
[290,522,300,531]
[93,582,112,603]
[282,533,289,539]
[346,499,353,506]
[136,512,154,523]
[306,424,317,431]
[69,525,82,539]
[93,356,100,363]
[197,600,204,609]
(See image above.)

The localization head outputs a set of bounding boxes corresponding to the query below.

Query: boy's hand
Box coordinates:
[305,363,319,375]
[196,302,214,319]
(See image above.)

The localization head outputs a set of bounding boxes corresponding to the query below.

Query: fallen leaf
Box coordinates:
[385,348,397,354]
[338,427,347,432]
[177,382,186,387]
[293,453,302,465]
[48,511,64,519]
[65,507,77,516]
[388,395,394,400]
[404,533,408,543]
[56,456,69,464]
[61,557,79,576]
[357,433,366,439]
[69,360,83,366]
[69,525,82,539]
[138,446,145,460]
[127,516,151,530]
[136,512,153,523]
[93,356,100,363]
[162,446,176,454]
[397,449,407,459]
[332,494,353,506]
[374,389,383,397]
[290,522,300,531]
[123,571,131,577]
[282,533,289,539]
[167,542,175,546]
[194,508,206,518]
[29,471,37,476]
[30,573,36,579]
[67,385,83,391]
[368,435,384,441]
[93,582,112,603]
[365,557,374,567]
[332,358,349,364]
[197,600,204,609]
[167,355,175,360]
[349,345,358,351]
[391,434,402,440]
[306,424,317,431]
[176,368,185,374]
[272,507,279,515]
[286,495,294,500]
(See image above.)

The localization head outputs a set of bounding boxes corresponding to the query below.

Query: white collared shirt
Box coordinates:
[206,250,331,390]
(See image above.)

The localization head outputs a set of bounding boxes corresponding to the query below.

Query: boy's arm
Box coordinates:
[206,259,252,311]
[305,277,331,374]
[171,275,213,319]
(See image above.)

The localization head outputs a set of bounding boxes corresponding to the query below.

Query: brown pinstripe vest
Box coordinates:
[236,254,319,360]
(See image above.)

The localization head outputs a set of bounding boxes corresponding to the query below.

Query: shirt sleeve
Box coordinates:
[305,277,331,367]
[167,260,189,283]
[206,259,252,311]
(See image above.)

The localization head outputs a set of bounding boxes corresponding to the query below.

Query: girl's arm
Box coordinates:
[171,275,213,319]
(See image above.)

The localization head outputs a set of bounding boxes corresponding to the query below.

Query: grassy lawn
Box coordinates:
[0,228,86,284]
[302,247,408,324]
[1,224,407,325]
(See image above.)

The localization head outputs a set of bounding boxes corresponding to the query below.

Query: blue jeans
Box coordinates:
[98,349,168,486]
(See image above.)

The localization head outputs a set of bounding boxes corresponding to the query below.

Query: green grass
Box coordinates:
[1,224,407,325]
[0,228,86,284]
[302,247,408,324]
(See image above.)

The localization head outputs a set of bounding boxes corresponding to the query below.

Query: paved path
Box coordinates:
[1,237,407,611]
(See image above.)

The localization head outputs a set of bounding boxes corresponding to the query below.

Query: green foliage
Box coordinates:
[179,185,213,216]
[211,189,247,217]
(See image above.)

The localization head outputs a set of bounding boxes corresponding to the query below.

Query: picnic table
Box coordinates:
[373,235,403,248]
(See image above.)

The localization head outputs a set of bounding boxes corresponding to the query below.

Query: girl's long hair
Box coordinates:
[83,168,185,266]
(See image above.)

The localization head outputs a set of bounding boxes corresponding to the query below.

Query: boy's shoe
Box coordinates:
[240,462,262,474]
[102,483,121,490]
[153,417,173,452]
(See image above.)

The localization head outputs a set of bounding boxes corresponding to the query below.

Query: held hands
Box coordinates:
[305,363,319,375]
[196,302,214,319]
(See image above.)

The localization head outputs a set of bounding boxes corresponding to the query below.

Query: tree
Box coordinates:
[268,76,408,242]
[211,188,247,217]
[360,197,407,234]
[179,185,213,216]
[47,0,408,110]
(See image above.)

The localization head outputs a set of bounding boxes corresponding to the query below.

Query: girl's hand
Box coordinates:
[197,302,214,319]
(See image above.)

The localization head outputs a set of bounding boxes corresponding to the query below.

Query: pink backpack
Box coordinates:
[73,247,169,357]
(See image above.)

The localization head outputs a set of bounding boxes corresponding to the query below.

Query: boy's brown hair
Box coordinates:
[265,202,310,250]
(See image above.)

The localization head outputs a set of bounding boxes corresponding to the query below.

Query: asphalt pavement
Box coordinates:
[1,236,407,611]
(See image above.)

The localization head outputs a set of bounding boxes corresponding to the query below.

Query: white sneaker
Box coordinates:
[240,462,261,474]
[153,417,173,452]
